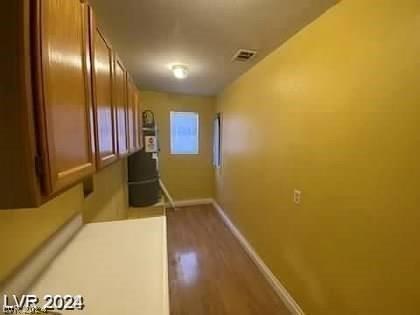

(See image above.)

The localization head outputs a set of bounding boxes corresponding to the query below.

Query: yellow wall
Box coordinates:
[142,91,215,200]
[0,186,82,284]
[0,159,129,284]
[215,0,420,314]
[83,159,129,223]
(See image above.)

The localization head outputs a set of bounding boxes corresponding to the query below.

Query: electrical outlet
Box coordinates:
[293,190,302,205]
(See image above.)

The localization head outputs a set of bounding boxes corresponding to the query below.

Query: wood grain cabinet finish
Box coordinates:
[1,0,95,208]
[34,0,96,195]
[136,90,144,150]
[0,0,143,209]
[127,75,142,154]
[113,56,129,157]
[89,10,118,169]
[127,77,143,154]
[1,0,40,208]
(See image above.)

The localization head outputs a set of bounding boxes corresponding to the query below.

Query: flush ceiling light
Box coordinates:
[172,64,188,79]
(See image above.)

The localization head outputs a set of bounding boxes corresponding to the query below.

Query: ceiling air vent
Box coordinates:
[232,49,257,62]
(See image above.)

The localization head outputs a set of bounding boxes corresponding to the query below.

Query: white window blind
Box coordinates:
[170,112,199,155]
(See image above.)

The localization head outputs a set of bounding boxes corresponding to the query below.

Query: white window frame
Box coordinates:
[213,113,222,168]
[170,111,200,155]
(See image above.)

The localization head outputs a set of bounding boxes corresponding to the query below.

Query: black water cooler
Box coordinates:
[128,111,161,207]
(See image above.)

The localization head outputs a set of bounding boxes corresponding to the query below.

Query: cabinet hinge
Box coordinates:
[35,155,43,177]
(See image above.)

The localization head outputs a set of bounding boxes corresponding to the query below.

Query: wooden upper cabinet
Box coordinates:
[34,0,96,194]
[89,9,118,168]
[127,76,142,154]
[113,56,129,157]
[137,90,144,150]
[0,0,143,208]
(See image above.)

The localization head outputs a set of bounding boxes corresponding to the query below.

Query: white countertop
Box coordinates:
[29,216,169,315]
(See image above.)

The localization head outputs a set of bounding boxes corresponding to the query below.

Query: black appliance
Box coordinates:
[128,110,161,207]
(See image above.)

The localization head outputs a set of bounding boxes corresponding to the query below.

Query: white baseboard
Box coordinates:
[211,200,305,315]
[166,198,213,208]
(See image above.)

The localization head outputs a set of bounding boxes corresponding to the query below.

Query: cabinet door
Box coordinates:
[113,56,129,157]
[127,76,140,153]
[136,90,144,150]
[90,12,118,168]
[34,0,95,194]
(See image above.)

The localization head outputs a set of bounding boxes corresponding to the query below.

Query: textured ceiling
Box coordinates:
[89,0,337,96]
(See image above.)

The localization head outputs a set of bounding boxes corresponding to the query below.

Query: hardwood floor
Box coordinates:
[167,205,290,315]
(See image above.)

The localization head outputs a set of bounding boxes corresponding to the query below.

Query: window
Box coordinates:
[170,112,199,154]
[213,113,222,168]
